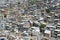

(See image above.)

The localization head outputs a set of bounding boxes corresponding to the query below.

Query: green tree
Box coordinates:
[4,14,7,18]
[30,0,35,5]
[39,23,46,28]
[18,2,20,4]
[46,8,50,13]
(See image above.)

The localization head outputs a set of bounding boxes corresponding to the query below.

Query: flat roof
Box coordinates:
[44,30,51,34]
[55,29,60,32]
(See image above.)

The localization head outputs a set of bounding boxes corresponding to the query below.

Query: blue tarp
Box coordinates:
[1,38,4,40]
